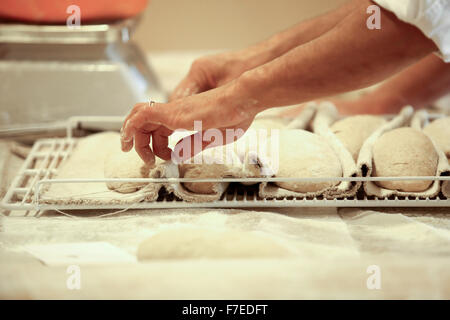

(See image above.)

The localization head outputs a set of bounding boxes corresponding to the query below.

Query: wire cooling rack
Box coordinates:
[1,116,449,213]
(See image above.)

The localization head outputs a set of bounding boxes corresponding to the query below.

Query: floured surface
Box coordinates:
[2,139,450,299]
[2,118,450,299]
[1,207,450,299]
[41,132,157,204]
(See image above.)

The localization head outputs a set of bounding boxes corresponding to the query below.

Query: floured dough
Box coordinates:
[273,130,342,193]
[442,180,450,198]
[180,163,231,194]
[331,115,386,161]
[137,228,291,260]
[179,145,241,194]
[372,127,439,192]
[423,117,450,158]
[104,150,152,193]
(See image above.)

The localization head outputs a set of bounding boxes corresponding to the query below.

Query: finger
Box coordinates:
[134,131,155,165]
[122,103,146,133]
[124,103,145,123]
[121,134,134,152]
[172,118,254,162]
[121,103,146,151]
[122,102,172,149]
[152,131,172,161]
[121,117,138,152]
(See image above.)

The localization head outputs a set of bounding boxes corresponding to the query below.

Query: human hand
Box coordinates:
[121,81,261,164]
[169,50,260,102]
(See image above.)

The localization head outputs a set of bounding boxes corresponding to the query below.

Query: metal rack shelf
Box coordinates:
[1,116,449,213]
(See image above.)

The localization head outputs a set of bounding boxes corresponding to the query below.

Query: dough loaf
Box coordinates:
[179,145,239,194]
[274,130,342,193]
[104,150,152,193]
[423,117,450,158]
[331,115,386,161]
[137,228,291,260]
[372,127,439,192]
[180,163,231,194]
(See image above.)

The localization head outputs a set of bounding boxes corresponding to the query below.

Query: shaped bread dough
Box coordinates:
[331,115,386,161]
[104,150,152,193]
[273,130,342,192]
[443,180,450,198]
[180,163,231,194]
[179,145,240,194]
[372,127,438,192]
[137,228,291,260]
[423,117,450,158]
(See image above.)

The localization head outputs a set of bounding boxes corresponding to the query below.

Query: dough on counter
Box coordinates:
[372,127,439,192]
[137,228,291,260]
[423,117,450,158]
[331,115,387,161]
[273,130,342,193]
[104,150,152,193]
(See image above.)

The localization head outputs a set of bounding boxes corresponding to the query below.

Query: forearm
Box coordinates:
[236,1,438,111]
[358,54,450,112]
[234,0,361,70]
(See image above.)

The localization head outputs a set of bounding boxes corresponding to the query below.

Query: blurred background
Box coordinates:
[0,0,351,133]
[135,0,348,51]
[1,0,447,134]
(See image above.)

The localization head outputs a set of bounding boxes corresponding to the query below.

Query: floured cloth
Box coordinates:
[40,132,163,205]
[411,110,450,198]
[1,206,450,299]
[358,107,448,198]
[311,102,359,197]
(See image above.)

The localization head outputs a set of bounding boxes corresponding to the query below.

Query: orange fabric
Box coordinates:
[0,0,148,23]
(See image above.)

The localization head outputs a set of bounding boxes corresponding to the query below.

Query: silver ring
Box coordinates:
[148,99,155,108]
